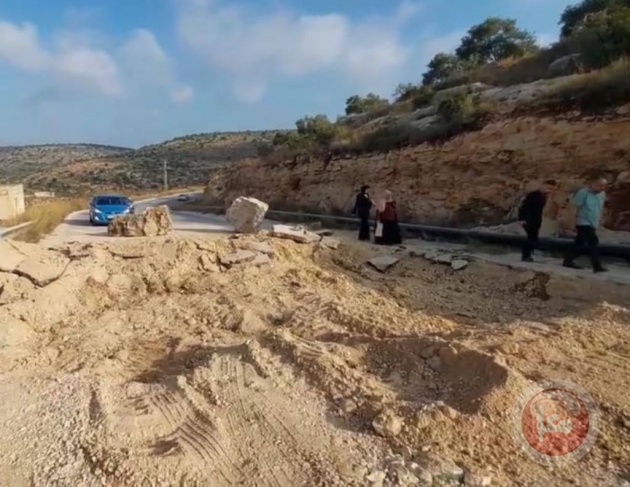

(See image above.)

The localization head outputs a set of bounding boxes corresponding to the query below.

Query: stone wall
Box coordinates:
[204,116,630,239]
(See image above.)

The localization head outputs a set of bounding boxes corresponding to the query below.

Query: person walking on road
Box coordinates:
[563,177,608,273]
[518,180,558,262]
[353,185,373,241]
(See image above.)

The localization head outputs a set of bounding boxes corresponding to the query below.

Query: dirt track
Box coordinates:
[0,233,629,486]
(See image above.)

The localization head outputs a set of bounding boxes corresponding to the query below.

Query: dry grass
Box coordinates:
[3,186,204,243]
[6,198,88,243]
[535,58,630,111]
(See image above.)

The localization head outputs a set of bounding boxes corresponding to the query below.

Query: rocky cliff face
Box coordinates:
[204,115,630,239]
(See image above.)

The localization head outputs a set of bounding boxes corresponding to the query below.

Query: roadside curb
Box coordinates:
[0,221,33,239]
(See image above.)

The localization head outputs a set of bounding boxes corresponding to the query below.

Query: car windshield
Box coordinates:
[94,197,128,206]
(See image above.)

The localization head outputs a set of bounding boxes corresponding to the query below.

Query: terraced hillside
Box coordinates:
[2,131,280,195]
[0,144,130,186]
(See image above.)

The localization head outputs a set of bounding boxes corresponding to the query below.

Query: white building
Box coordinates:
[0,184,26,220]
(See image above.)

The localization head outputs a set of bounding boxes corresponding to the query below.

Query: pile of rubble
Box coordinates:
[217,224,341,271]
[108,205,173,237]
[368,245,472,273]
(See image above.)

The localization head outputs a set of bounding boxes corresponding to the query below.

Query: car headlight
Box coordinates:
[93,208,103,214]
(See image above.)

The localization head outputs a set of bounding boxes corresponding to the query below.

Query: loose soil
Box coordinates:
[0,233,629,486]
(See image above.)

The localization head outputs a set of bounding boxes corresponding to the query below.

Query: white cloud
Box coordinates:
[176,0,417,102]
[0,20,49,71]
[0,17,123,96]
[54,47,123,96]
[0,17,192,104]
[118,29,194,103]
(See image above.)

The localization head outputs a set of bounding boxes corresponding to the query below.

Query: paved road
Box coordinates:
[43,193,254,245]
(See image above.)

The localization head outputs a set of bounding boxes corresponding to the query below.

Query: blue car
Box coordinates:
[89,195,135,225]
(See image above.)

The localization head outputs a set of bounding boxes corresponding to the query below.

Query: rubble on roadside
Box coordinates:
[108,205,173,237]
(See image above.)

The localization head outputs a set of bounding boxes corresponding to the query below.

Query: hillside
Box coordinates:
[203,1,630,240]
[0,144,130,186]
[2,131,280,195]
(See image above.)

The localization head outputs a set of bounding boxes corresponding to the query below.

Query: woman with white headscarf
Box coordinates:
[374,190,402,245]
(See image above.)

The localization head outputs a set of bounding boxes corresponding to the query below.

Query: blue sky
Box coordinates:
[0,0,575,147]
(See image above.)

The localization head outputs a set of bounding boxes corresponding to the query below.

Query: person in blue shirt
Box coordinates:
[563,177,608,273]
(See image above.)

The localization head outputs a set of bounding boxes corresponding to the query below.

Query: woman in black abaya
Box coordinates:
[353,185,373,241]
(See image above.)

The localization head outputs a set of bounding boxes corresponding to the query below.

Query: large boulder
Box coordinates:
[226,197,269,233]
[108,206,173,237]
[547,54,583,78]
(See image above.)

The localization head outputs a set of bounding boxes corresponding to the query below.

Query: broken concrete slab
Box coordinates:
[451,259,469,271]
[368,255,400,273]
[252,254,272,267]
[14,252,70,287]
[320,237,340,250]
[0,241,26,273]
[219,250,257,267]
[271,224,321,244]
[434,254,453,265]
[424,250,439,260]
[243,241,274,255]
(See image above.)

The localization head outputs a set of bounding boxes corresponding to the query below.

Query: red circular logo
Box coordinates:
[512,380,599,466]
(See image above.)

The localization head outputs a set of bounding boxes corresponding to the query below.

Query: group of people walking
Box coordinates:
[518,177,608,273]
[353,176,610,272]
[352,185,402,246]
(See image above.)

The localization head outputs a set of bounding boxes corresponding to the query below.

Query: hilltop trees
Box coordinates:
[455,17,539,64]
[422,53,466,86]
[558,0,630,36]
[558,0,630,66]
[421,17,538,86]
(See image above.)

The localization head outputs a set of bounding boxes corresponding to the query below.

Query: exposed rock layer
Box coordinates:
[204,116,630,239]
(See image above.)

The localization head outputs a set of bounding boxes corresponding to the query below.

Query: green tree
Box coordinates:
[559,0,629,37]
[345,93,389,115]
[422,53,464,86]
[569,7,630,66]
[455,17,538,64]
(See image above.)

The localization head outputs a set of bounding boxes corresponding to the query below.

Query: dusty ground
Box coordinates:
[0,232,629,486]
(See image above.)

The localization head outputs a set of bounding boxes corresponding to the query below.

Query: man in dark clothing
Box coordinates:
[353,185,372,241]
[518,180,558,262]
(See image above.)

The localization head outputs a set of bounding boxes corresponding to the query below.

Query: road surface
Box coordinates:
[43,193,265,245]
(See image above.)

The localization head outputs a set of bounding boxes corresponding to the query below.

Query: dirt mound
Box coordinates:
[0,234,629,486]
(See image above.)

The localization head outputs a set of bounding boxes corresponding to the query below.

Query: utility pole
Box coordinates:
[163,160,168,193]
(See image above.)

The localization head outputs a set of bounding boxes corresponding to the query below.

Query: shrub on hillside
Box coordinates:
[436,93,498,132]
[537,58,630,111]
[411,86,436,109]
[345,94,389,115]
[295,114,339,146]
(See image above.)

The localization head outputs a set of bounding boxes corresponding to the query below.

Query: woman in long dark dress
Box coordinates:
[353,185,373,241]
[374,190,402,245]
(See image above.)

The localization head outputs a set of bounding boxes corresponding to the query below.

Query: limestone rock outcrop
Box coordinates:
[204,116,630,243]
[108,206,173,237]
